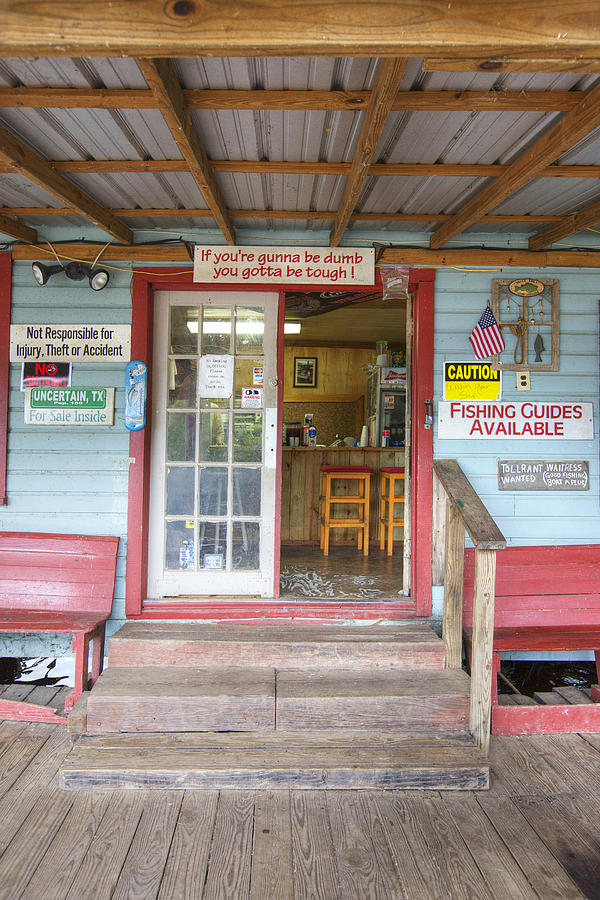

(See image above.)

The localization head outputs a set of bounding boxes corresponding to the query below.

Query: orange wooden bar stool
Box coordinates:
[379,467,405,556]
[319,465,374,556]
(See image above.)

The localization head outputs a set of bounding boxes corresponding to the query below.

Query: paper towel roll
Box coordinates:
[360,425,369,447]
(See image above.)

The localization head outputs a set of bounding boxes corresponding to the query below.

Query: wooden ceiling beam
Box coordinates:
[0,206,563,225]
[136,58,235,245]
[0,86,582,112]
[12,242,600,269]
[0,123,132,243]
[330,58,408,247]
[2,159,597,178]
[423,57,600,73]
[430,81,600,249]
[528,201,600,250]
[2,2,600,59]
[0,211,37,242]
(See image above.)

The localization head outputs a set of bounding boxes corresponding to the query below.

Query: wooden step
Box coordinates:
[86,667,275,733]
[59,730,489,791]
[277,668,470,732]
[107,622,445,671]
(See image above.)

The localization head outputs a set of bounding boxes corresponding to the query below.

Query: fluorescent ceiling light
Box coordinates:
[284,322,302,334]
[186,320,264,334]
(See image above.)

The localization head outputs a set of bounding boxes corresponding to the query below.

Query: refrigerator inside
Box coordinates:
[366,367,407,447]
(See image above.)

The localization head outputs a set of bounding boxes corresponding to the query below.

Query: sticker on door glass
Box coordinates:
[241,388,263,408]
[253,366,263,385]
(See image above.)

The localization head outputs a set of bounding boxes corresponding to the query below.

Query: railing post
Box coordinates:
[469,548,497,754]
[442,499,465,668]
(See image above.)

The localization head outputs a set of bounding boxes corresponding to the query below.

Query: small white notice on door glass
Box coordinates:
[198,355,234,398]
[203,554,223,569]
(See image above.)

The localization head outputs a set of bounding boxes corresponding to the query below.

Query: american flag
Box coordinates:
[469,305,505,359]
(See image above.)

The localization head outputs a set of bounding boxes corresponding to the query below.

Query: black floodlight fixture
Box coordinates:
[31,261,63,285]
[88,268,110,291]
[32,260,110,291]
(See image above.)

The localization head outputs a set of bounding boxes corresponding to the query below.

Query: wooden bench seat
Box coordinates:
[0,532,119,724]
[462,544,600,732]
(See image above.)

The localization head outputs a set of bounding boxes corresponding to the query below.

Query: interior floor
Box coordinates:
[279,543,406,603]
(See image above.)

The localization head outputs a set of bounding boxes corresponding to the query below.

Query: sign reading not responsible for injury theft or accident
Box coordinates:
[10,324,131,362]
[443,361,501,401]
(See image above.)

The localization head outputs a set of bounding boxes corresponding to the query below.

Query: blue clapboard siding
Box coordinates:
[3,253,600,657]
[434,266,600,547]
[1,261,133,653]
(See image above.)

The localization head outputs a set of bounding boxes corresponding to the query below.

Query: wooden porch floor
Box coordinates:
[1,685,599,899]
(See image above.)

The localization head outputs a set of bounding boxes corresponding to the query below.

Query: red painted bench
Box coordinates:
[463,544,600,733]
[0,532,119,724]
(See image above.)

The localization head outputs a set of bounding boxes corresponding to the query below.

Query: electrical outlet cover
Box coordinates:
[516,371,531,391]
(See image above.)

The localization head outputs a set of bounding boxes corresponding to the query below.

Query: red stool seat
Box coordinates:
[320,465,374,474]
[380,466,405,474]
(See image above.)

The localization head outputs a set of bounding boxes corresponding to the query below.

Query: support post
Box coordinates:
[442,499,465,668]
[469,548,497,754]
[431,468,446,586]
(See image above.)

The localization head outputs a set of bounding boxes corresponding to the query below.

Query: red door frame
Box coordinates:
[0,252,11,507]
[125,267,435,619]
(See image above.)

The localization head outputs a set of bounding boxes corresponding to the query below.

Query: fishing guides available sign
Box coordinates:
[438,401,594,440]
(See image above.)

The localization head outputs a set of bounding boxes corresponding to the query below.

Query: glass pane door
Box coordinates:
[148,291,279,598]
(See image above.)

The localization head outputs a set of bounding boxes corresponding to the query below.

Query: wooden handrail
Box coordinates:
[433,459,506,550]
[433,459,506,754]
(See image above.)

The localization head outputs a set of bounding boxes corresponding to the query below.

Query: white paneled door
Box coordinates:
[148,291,279,597]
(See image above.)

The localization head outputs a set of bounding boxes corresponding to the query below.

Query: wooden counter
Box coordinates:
[281,446,405,544]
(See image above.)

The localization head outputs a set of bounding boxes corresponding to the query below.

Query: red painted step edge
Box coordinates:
[0,698,68,724]
[139,601,417,621]
[492,703,600,734]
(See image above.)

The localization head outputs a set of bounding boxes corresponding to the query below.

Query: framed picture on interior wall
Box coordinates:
[293,357,318,388]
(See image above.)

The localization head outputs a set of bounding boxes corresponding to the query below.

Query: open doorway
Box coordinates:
[279,289,413,608]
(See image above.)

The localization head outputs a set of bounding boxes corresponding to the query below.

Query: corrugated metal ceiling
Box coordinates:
[0,55,599,246]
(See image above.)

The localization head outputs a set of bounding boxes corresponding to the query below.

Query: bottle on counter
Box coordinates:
[308,425,317,446]
[302,413,314,446]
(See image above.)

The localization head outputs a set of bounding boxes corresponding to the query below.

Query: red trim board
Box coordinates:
[493,703,600,734]
[141,600,417,621]
[0,252,11,505]
[410,270,435,612]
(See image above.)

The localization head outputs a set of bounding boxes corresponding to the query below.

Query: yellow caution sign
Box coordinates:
[443,361,502,400]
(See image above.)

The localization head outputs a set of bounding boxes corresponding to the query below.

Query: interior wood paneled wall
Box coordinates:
[283,345,373,402]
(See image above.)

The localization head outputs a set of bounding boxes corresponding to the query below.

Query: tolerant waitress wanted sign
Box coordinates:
[10,324,131,362]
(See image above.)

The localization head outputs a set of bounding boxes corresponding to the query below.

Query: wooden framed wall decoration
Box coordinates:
[491,278,559,371]
[293,356,318,388]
